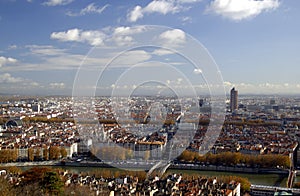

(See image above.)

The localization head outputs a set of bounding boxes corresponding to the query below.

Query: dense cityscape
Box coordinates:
[1,88,300,195]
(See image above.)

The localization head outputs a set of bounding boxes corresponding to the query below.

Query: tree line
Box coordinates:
[0,146,68,163]
[178,150,290,169]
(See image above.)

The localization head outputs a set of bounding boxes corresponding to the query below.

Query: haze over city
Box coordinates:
[0,0,300,95]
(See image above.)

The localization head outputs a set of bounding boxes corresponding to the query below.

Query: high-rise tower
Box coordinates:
[230,87,238,112]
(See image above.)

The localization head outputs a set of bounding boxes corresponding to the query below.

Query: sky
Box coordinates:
[0,0,300,96]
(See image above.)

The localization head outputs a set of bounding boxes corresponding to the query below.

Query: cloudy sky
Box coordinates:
[0,0,299,95]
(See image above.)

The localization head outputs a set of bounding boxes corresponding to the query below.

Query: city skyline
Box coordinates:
[0,0,300,95]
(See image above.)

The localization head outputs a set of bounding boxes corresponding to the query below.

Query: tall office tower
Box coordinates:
[230,87,238,112]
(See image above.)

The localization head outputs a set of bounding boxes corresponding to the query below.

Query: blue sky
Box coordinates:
[0,0,300,95]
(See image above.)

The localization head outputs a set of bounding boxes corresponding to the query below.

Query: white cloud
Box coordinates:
[0,56,17,67]
[113,26,146,35]
[49,82,65,89]
[0,73,41,94]
[128,6,143,22]
[26,45,66,56]
[111,26,146,46]
[128,0,199,22]
[66,3,109,16]
[2,45,100,71]
[0,73,23,83]
[152,48,175,56]
[223,81,233,87]
[223,81,300,94]
[207,0,280,21]
[111,50,152,67]
[112,36,133,46]
[180,16,192,23]
[50,26,144,47]
[8,44,17,50]
[159,29,186,46]
[50,28,106,46]
[193,68,202,74]
[177,0,202,3]
[43,0,73,6]
[144,0,180,15]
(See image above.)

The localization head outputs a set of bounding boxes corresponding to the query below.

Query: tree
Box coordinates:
[20,167,52,185]
[40,171,64,195]
[11,149,18,162]
[219,176,251,193]
[4,166,21,175]
[0,149,10,163]
[35,148,41,161]
[60,147,67,158]
[126,148,133,159]
[294,182,300,188]
[119,148,126,160]
[90,146,99,159]
[144,150,150,162]
[28,148,34,162]
[18,167,62,196]
[43,147,49,161]
[49,146,61,160]
[178,150,198,162]
[0,176,16,196]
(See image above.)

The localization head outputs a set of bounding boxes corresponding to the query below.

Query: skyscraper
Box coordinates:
[230,87,238,112]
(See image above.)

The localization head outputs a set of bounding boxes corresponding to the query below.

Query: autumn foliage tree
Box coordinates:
[178,150,290,168]
[17,167,64,195]
[0,176,16,196]
[0,149,19,163]
[98,146,134,161]
[60,147,67,158]
[218,175,251,193]
[43,147,49,161]
[49,146,61,160]
[28,148,34,161]
[35,148,41,160]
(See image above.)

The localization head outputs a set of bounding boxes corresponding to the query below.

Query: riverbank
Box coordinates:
[59,161,289,175]
[1,160,288,175]
[0,160,60,167]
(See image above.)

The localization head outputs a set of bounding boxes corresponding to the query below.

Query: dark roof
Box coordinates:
[6,119,22,127]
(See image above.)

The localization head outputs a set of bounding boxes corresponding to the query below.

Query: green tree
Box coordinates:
[41,171,64,195]
[18,167,62,196]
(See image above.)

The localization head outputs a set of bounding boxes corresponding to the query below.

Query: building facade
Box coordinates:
[230,87,238,112]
